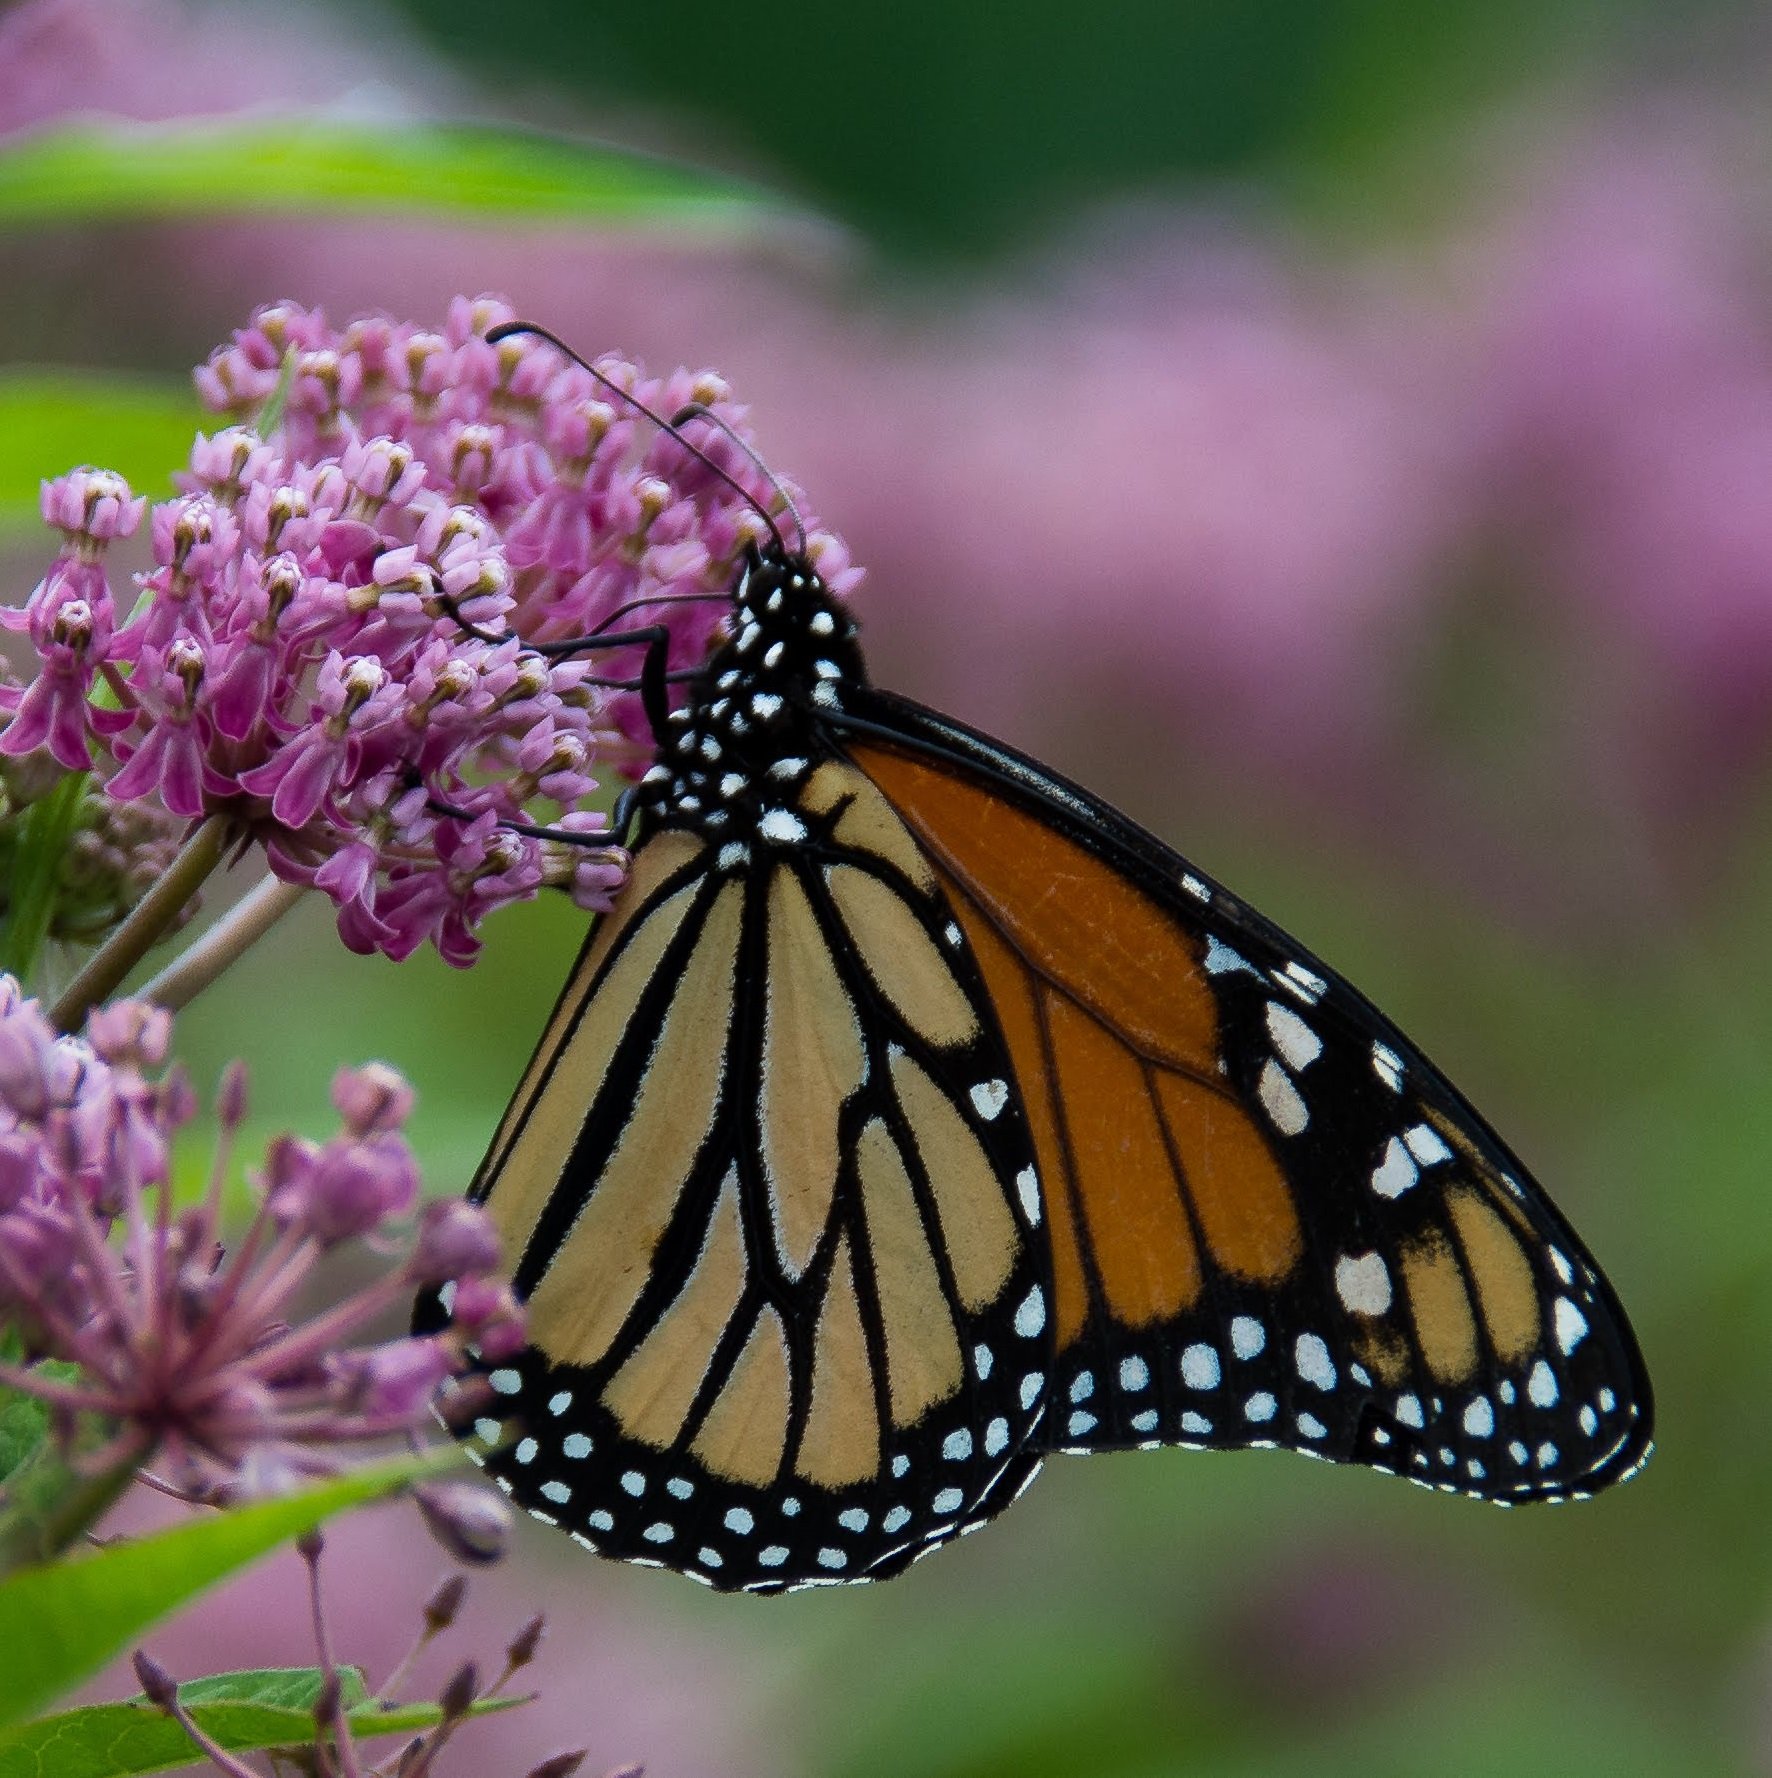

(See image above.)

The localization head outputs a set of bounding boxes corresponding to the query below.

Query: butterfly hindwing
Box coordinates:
[833,689,1652,1502]
[425,748,1053,1591]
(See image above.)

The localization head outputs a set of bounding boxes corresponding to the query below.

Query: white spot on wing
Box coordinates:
[1181,1344,1220,1390]
[1266,1002,1323,1070]
[1258,1060,1309,1135]
[1295,1333,1336,1391]
[1334,1251,1392,1315]
[1230,1317,1265,1359]
[971,1079,1009,1120]
[757,809,806,844]
[1371,1137,1419,1198]
[1403,1123,1453,1166]
[1554,1298,1588,1354]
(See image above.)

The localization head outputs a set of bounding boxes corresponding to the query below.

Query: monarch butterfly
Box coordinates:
[417,326,1652,1595]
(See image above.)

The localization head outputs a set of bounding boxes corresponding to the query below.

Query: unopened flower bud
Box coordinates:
[415,1482,512,1567]
[409,1199,501,1284]
[132,1649,180,1710]
[423,1573,468,1634]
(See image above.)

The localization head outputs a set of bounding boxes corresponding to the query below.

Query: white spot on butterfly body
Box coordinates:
[763,641,784,668]
[1266,1003,1323,1070]
[1258,1060,1309,1135]
[757,809,807,844]
[736,622,761,652]
[810,610,837,636]
[971,1080,1009,1120]
[1371,1137,1419,1199]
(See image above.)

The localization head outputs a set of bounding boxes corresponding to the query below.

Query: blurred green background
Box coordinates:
[4,0,1771,1771]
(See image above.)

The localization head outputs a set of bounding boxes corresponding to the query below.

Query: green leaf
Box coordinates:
[0,373,198,535]
[0,119,783,229]
[0,772,91,987]
[0,1337,76,1488]
[0,1450,453,1737]
[0,1665,519,1778]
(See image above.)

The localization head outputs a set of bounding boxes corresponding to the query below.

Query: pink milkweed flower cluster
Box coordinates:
[0,979,520,1504]
[1,296,859,965]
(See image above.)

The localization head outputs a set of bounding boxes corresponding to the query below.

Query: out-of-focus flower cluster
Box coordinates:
[0,296,858,964]
[0,979,520,1504]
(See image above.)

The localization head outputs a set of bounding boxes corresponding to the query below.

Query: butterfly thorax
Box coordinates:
[632,548,864,852]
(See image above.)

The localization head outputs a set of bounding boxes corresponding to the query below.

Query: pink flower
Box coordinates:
[0,985,512,1503]
[5,297,856,965]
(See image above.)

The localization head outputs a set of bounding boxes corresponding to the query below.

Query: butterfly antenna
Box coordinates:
[670,401,807,555]
[485,321,788,556]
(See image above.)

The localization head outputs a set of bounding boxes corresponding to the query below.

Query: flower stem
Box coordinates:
[0,1423,144,1575]
[0,769,89,986]
[135,871,307,1012]
[49,813,234,1032]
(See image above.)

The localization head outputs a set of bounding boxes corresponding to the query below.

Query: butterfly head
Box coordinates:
[631,545,865,848]
[719,543,865,707]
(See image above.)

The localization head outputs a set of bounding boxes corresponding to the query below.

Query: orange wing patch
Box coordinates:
[849,741,1302,1360]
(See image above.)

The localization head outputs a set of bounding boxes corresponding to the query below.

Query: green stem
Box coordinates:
[0,770,89,986]
[49,813,234,1033]
[0,1427,142,1575]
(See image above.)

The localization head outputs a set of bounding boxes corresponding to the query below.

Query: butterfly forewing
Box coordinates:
[425,740,1052,1591]
[835,694,1652,1502]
